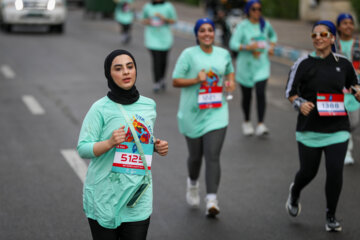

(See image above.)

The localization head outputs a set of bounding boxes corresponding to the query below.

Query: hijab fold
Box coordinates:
[104,49,140,105]
[244,0,265,32]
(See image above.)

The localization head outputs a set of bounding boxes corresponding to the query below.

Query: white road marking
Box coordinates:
[1,65,16,79]
[22,95,45,115]
[61,149,88,183]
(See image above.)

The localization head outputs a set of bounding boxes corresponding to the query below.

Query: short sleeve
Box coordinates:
[345,59,359,88]
[224,51,234,75]
[266,21,277,43]
[229,23,244,52]
[167,3,177,21]
[77,104,104,159]
[141,3,150,19]
[172,49,191,79]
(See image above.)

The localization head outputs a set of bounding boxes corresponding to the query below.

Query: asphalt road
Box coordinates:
[0,8,360,240]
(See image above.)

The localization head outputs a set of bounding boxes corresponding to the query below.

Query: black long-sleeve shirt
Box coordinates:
[285,53,359,133]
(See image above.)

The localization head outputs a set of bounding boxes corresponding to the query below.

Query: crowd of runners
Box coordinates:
[77,0,360,239]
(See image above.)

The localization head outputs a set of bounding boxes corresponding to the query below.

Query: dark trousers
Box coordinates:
[292,141,348,215]
[240,80,267,122]
[120,23,131,34]
[88,218,150,240]
[149,50,168,83]
[185,127,227,193]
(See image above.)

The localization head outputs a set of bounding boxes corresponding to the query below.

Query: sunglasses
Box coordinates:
[250,7,262,12]
[311,31,331,39]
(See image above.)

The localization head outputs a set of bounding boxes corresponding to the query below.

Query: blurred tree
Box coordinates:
[351,0,360,26]
[261,0,299,19]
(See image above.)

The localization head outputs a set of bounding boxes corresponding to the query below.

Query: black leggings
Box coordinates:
[240,80,267,122]
[88,218,150,240]
[185,127,227,194]
[291,141,348,215]
[149,50,168,83]
[120,23,131,34]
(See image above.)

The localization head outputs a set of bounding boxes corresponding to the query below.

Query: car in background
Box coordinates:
[0,0,66,33]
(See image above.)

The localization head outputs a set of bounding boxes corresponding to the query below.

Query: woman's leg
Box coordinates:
[291,142,323,201]
[118,218,150,240]
[158,50,168,81]
[185,136,204,181]
[324,141,348,216]
[202,127,227,194]
[240,84,252,122]
[254,79,267,123]
[88,218,118,240]
[149,50,161,83]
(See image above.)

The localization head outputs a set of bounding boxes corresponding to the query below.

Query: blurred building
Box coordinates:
[299,0,357,24]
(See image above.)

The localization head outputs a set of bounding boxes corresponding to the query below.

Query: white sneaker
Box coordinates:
[186,178,200,208]
[242,122,254,136]
[344,155,354,165]
[255,123,269,136]
[205,197,220,217]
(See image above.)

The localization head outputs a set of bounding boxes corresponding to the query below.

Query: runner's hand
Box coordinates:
[197,69,207,83]
[352,85,360,102]
[225,80,235,92]
[154,138,168,156]
[300,102,315,116]
[109,126,126,147]
[246,42,258,51]
[155,13,165,21]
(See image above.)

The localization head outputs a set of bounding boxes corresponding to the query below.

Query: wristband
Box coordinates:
[292,97,307,111]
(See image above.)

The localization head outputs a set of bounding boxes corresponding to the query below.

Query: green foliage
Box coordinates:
[351,0,360,25]
[172,0,199,6]
[261,0,299,19]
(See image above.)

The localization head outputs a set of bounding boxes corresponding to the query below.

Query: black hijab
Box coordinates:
[152,0,165,5]
[104,49,140,105]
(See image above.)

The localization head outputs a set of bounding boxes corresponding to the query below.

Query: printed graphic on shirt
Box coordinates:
[150,16,164,26]
[112,114,154,175]
[198,68,223,109]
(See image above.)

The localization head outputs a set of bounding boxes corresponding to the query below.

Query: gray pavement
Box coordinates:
[133,0,316,57]
[0,4,360,240]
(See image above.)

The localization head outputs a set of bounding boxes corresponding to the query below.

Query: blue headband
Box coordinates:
[337,13,354,26]
[194,18,215,44]
[313,20,337,52]
[244,0,261,15]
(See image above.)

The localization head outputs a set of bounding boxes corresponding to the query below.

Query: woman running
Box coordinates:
[285,20,360,232]
[229,0,277,136]
[77,49,168,240]
[172,18,235,217]
[142,0,177,93]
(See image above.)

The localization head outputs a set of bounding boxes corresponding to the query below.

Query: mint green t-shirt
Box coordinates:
[142,2,177,51]
[114,0,134,25]
[229,19,277,87]
[172,46,234,138]
[296,131,350,147]
[339,39,354,60]
[77,96,156,229]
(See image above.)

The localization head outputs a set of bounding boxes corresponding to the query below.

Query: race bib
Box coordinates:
[317,93,347,116]
[150,16,164,27]
[112,142,154,175]
[198,86,223,109]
